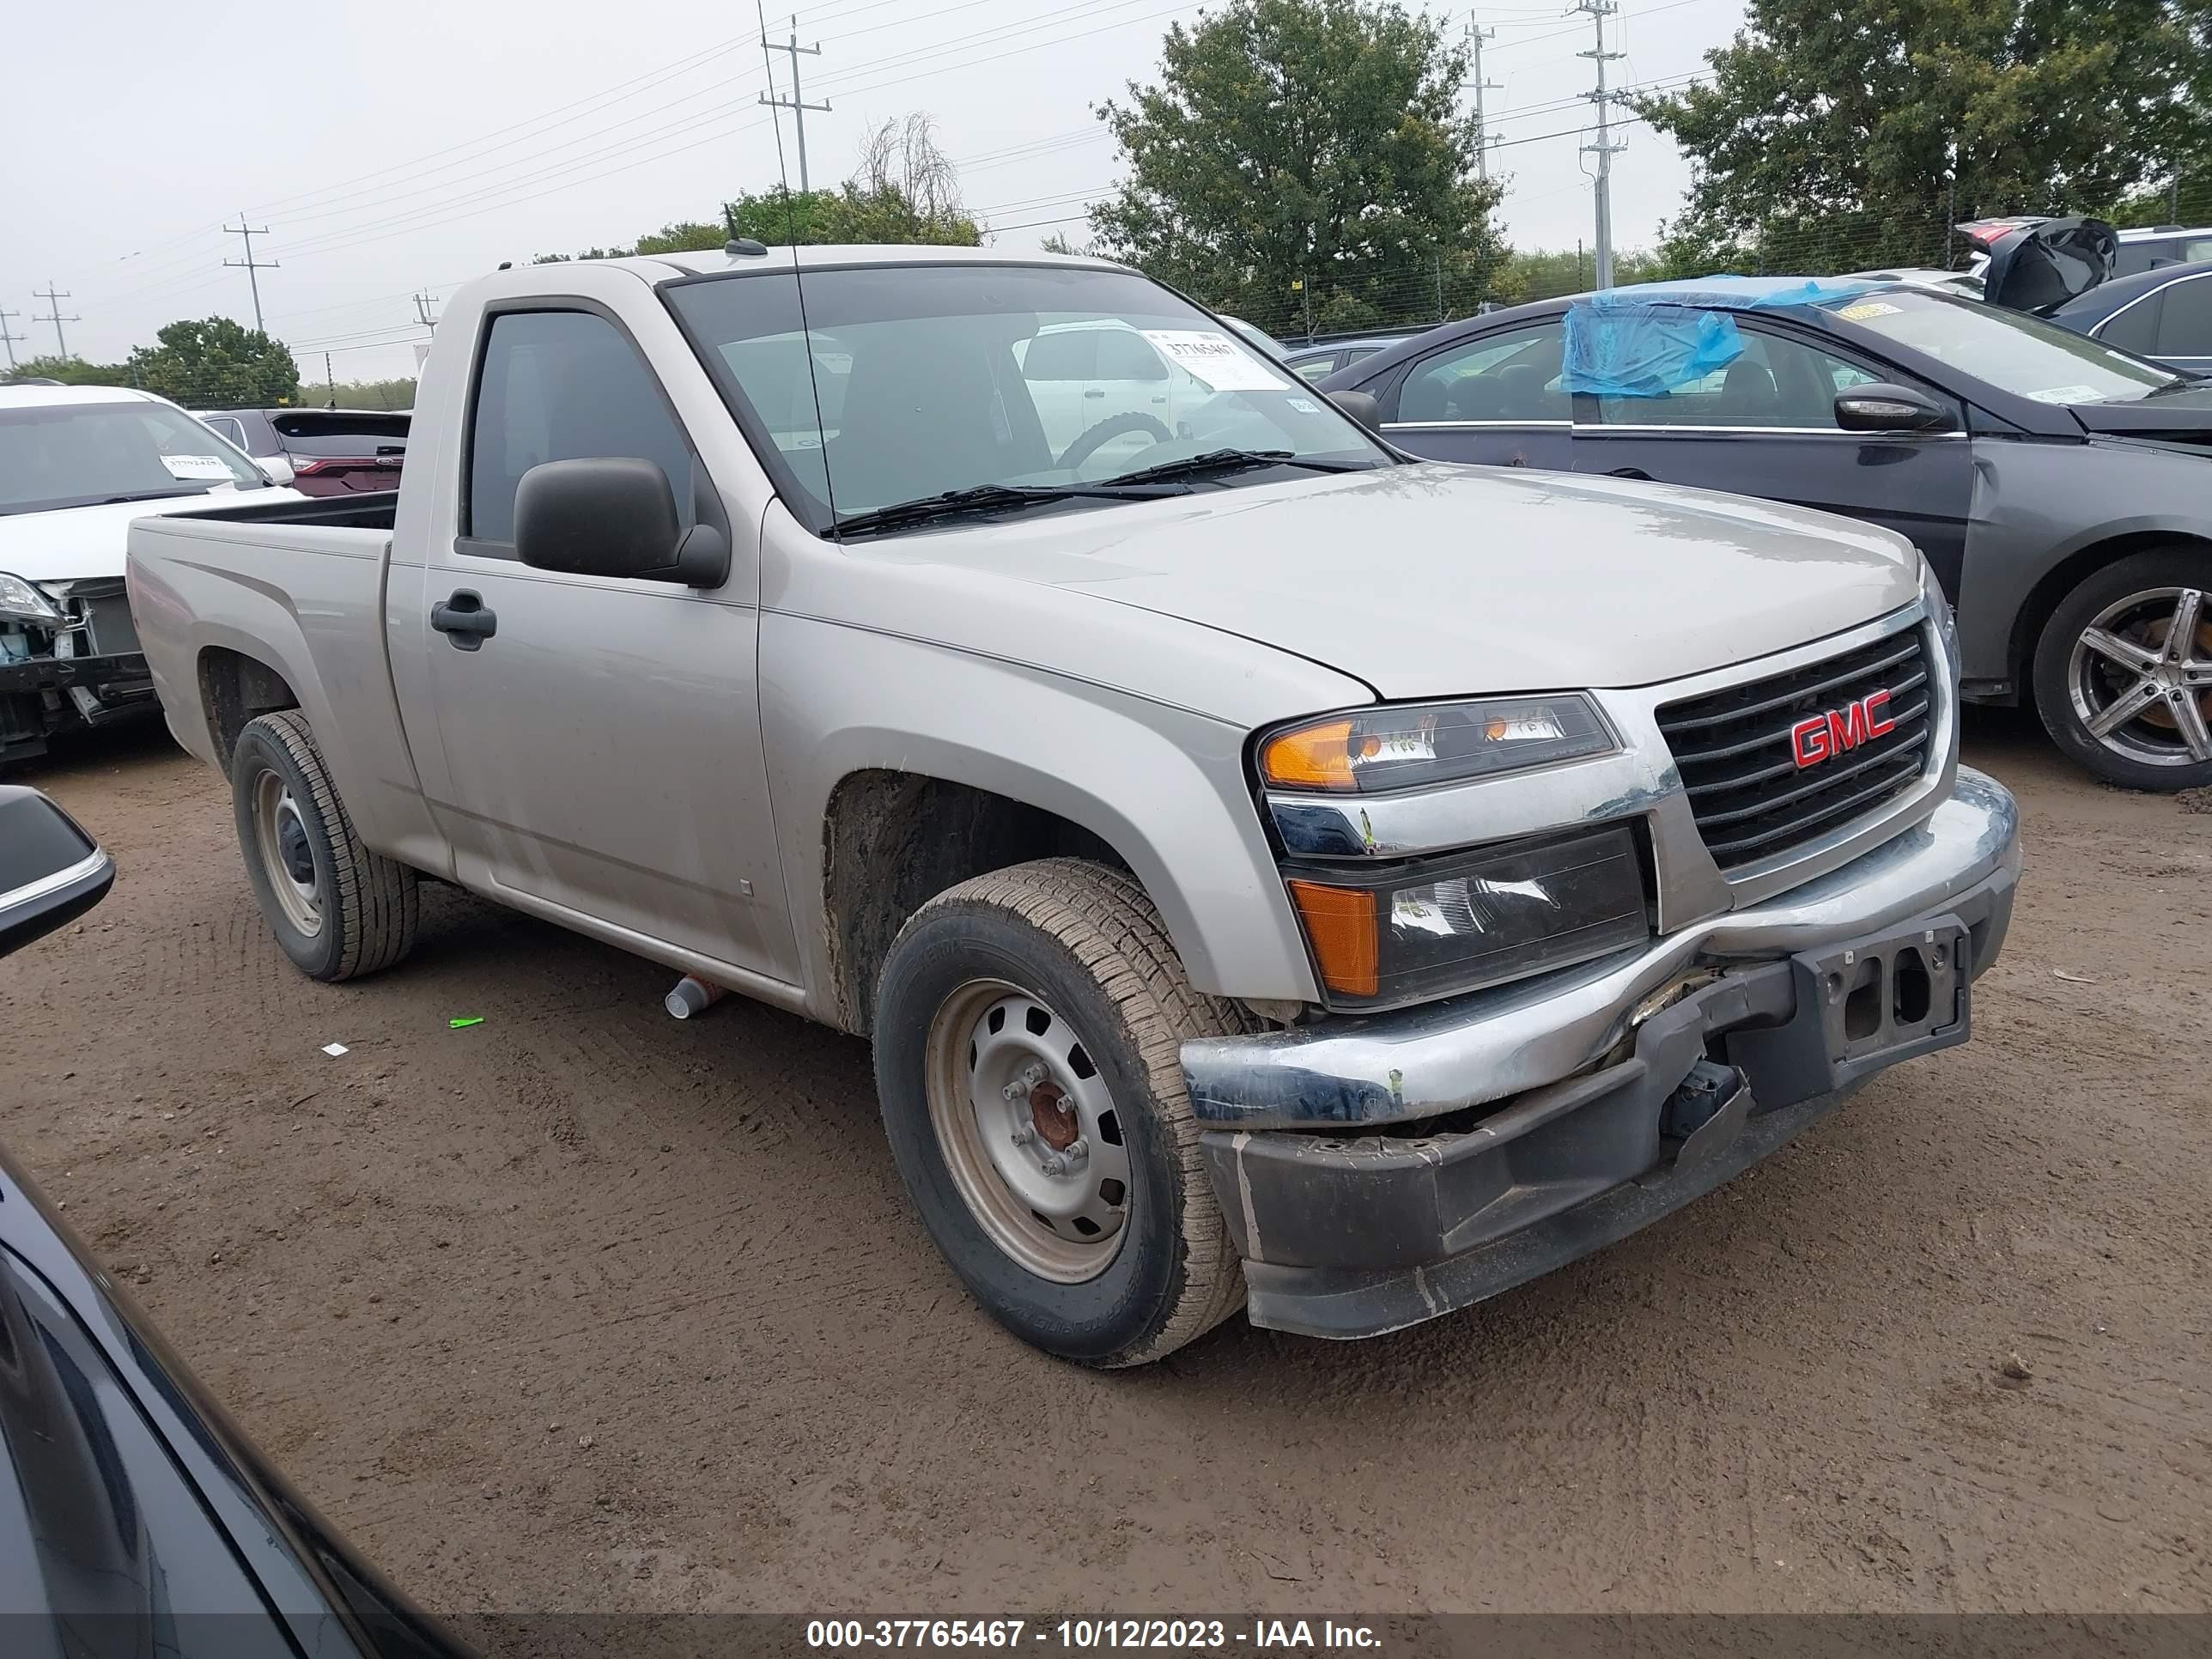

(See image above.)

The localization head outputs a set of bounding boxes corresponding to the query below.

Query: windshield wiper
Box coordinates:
[96,488,210,505]
[829,480,1187,538]
[1096,448,1375,488]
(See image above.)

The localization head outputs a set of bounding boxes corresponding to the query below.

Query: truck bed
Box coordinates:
[176,490,398,531]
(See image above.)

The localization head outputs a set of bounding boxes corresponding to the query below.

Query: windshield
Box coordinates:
[0,399,266,516]
[1822,289,2179,405]
[664,263,1386,531]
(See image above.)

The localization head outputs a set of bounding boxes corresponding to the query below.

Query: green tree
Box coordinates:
[535,114,979,262]
[3,354,135,386]
[1088,0,1502,337]
[125,318,301,408]
[1638,0,2212,276]
[1486,245,1669,305]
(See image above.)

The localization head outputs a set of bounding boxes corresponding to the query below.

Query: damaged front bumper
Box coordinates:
[2,580,156,763]
[1182,769,2021,1340]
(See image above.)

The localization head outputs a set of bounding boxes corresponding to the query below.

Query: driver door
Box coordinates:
[415,303,798,983]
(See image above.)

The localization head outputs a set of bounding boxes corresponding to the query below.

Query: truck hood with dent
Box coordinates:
[0,486,302,585]
[887,463,1922,700]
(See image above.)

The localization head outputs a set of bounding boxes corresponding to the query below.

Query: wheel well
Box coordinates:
[198,647,300,767]
[2008,531,2212,692]
[821,770,1127,1037]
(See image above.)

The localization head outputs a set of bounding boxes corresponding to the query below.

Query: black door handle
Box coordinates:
[1607,466,1652,482]
[431,589,497,651]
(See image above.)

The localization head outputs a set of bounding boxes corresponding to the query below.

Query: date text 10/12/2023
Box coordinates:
[805,1620,1382,1651]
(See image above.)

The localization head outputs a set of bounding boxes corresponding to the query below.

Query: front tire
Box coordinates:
[230,710,418,981]
[2033,547,2212,791]
[872,859,1253,1366]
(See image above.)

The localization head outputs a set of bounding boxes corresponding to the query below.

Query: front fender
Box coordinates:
[763,613,1319,1022]
[1961,439,2212,687]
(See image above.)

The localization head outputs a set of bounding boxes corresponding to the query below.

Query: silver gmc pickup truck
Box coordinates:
[127,246,2021,1366]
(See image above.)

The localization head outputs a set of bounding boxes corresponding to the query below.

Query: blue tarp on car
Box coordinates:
[1560,276,1878,398]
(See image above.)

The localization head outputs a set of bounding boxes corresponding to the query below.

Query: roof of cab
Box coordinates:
[635,243,1128,279]
[0,383,165,410]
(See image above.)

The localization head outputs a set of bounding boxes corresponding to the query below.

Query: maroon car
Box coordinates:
[198,408,408,495]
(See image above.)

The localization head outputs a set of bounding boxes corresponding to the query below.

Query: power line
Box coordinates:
[1575,0,1627,289]
[759,15,831,192]
[222,215,280,333]
[33,283,79,358]
[1468,19,1501,180]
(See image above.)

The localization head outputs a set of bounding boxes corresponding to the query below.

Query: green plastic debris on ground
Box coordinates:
[449,1017,484,1029]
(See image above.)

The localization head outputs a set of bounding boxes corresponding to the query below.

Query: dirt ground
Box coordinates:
[3,709,2207,1619]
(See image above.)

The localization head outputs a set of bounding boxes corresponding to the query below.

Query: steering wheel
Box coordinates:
[1056,410,1173,471]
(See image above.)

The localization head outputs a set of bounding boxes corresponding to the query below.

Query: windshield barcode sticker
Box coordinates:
[1141,330,1291,392]
[161,454,234,479]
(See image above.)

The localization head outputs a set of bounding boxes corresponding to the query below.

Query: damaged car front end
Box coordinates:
[1187,583,2021,1340]
[1,572,158,763]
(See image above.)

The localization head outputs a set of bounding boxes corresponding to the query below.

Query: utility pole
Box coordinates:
[412,292,440,332]
[0,307,24,370]
[33,283,78,358]
[223,214,279,333]
[1576,0,1626,291]
[1468,20,1500,180]
[758,16,830,192]
[324,351,337,409]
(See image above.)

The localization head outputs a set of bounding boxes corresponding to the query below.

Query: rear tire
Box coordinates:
[872,858,1253,1367]
[230,710,417,981]
[2033,547,2212,791]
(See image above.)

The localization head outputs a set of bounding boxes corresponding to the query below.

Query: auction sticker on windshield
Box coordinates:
[1141,330,1291,392]
[2026,385,2106,405]
[161,454,236,480]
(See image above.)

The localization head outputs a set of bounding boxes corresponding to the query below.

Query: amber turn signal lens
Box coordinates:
[1285,879,1379,999]
[1261,719,1358,791]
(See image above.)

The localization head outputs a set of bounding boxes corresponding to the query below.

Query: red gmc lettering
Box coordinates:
[1790,690,1895,769]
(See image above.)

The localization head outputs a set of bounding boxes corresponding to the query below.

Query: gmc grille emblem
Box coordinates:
[1790,689,1896,769]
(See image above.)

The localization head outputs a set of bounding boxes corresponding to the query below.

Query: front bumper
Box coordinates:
[0,651,156,762]
[1184,769,2021,1340]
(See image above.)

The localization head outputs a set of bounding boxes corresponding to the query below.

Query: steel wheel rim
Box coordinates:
[924,978,1133,1284]
[252,769,323,936]
[2068,585,2212,769]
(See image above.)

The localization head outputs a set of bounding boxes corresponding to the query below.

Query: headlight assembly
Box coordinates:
[0,573,63,627]
[1284,823,1650,1009]
[1261,695,1617,793]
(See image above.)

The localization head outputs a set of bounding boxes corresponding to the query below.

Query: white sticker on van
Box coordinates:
[161,454,234,480]
[1140,330,1291,392]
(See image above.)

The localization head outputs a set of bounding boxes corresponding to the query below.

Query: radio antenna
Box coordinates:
[756,0,838,529]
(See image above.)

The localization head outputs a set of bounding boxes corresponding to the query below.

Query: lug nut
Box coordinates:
[1040,1152,1067,1176]
[1066,1137,1090,1167]
[1002,1079,1030,1101]
[1010,1124,1033,1147]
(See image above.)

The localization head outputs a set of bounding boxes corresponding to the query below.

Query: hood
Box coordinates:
[0,486,301,584]
[887,464,1922,699]
[2069,382,2212,441]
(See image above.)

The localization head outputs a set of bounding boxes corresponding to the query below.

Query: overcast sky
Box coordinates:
[3,0,1745,385]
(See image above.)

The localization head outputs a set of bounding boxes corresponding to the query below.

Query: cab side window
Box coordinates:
[1395,322,1568,423]
[465,309,697,552]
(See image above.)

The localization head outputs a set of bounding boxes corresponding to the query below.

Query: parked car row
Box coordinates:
[1321,255,2212,791]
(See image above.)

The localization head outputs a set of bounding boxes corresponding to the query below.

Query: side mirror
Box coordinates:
[1328,389,1381,431]
[514,457,730,587]
[260,455,295,487]
[1834,383,1955,434]
[0,787,114,960]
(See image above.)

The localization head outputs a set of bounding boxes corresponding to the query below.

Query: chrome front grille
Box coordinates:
[1656,623,1933,872]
